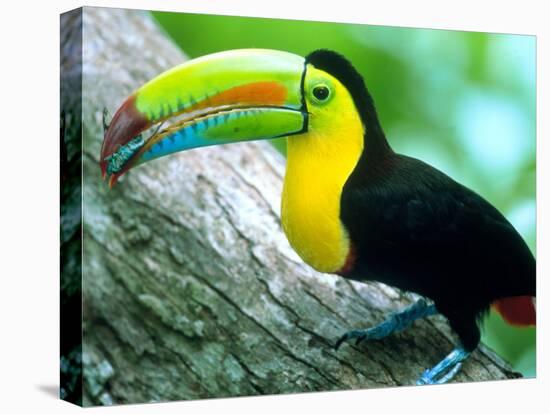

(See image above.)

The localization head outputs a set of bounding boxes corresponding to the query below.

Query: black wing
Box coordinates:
[340,154,535,302]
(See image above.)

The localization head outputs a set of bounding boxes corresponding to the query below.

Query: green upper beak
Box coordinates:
[100,49,307,186]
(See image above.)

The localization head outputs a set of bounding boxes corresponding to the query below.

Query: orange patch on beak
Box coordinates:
[189,81,288,112]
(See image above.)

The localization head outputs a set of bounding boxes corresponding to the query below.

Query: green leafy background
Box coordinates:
[151,11,536,377]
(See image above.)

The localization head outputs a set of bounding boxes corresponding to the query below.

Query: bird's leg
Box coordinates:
[335,298,437,350]
[416,347,470,385]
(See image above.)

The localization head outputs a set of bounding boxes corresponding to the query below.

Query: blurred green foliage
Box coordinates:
[152,11,536,377]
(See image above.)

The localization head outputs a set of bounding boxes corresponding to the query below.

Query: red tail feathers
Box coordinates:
[493,296,536,327]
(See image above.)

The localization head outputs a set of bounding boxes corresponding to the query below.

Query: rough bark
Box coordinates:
[67,6,521,406]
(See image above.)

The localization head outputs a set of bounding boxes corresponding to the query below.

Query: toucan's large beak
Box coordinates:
[100,49,307,187]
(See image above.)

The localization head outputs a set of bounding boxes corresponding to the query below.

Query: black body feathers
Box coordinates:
[340,154,535,350]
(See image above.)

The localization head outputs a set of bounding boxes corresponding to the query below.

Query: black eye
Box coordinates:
[312,85,330,101]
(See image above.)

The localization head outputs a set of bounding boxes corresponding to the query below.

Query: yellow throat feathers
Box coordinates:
[281,80,364,273]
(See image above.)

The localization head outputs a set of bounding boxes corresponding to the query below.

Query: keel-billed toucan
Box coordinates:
[100,49,536,385]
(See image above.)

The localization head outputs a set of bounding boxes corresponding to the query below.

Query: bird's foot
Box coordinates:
[335,299,437,350]
[416,347,470,385]
[335,328,374,349]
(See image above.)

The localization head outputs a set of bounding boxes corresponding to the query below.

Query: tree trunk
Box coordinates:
[62,6,520,407]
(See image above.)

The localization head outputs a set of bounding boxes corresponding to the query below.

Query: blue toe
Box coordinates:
[416,348,470,385]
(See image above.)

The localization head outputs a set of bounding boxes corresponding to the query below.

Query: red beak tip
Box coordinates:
[108,175,118,189]
[100,161,107,179]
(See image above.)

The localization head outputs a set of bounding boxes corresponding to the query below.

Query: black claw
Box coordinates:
[335,329,371,351]
[334,334,349,351]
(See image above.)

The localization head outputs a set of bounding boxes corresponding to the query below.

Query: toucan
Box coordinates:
[100,49,536,385]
